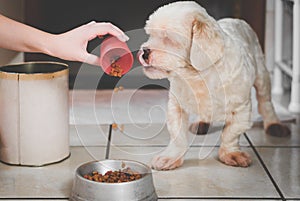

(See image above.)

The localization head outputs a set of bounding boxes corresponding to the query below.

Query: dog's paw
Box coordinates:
[266,123,291,137]
[151,155,183,170]
[219,150,251,167]
[189,121,210,135]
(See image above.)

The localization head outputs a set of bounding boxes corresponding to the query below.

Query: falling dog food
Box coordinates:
[112,123,118,130]
[111,123,124,132]
[109,62,123,77]
[83,167,143,183]
[113,86,124,93]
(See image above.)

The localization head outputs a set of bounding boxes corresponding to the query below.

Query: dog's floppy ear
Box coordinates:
[190,16,224,71]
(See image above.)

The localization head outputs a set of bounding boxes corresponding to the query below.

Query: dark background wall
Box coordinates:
[24,0,266,89]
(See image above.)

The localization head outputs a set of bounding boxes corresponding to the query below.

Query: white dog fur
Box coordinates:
[139,1,290,170]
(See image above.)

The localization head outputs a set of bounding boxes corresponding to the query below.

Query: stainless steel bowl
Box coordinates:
[70,159,157,201]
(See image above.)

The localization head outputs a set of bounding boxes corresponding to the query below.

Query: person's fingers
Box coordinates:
[106,23,129,41]
[87,21,96,25]
[93,22,129,42]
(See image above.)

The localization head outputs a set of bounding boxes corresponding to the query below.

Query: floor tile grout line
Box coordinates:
[70,145,107,147]
[0,197,285,200]
[105,145,251,148]
[0,198,68,200]
[157,197,283,200]
[105,124,112,159]
[246,145,300,148]
[244,133,286,201]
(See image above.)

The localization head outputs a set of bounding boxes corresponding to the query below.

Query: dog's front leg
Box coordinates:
[151,93,189,170]
[218,102,253,167]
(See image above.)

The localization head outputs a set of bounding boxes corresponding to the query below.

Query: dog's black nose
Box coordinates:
[142,48,151,61]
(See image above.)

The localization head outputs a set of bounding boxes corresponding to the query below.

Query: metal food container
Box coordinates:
[71,159,157,201]
[0,62,70,166]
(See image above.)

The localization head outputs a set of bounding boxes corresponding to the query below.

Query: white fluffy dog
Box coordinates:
[139,1,291,170]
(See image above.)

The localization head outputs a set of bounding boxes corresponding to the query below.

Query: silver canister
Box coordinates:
[71,160,157,201]
[0,62,70,166]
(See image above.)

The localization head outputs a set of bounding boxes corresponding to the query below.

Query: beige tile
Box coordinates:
[70,89,168,125]
[111,123,169,146]
[246,123,300,147]
[109,146,279,198]
[111,123,249,147]
[70,124,109,146]
[256,147,300,198]
[69,90,296,125]
[286,200,300,201]
[70,90,104,125]
[0,147,106,198]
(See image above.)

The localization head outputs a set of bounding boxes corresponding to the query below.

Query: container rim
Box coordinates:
[0,61,68,74]
[0,61,68,80]
[75,159,153,186]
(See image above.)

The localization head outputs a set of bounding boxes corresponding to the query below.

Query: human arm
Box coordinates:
[0,14,129,66]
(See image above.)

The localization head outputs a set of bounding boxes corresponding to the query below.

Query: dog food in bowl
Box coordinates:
[83,167,143,183]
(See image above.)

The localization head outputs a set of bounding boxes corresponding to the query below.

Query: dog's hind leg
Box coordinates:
[253,43,290,137]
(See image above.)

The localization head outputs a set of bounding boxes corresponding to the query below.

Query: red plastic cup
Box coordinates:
[99,36,134,76]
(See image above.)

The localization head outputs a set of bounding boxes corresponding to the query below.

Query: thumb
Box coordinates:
[82,53,101,66]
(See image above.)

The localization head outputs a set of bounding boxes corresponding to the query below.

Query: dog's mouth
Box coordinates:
[138,50,165,70]
[137,49,150,67]
[137,49,171,79]
[142,65,169,80]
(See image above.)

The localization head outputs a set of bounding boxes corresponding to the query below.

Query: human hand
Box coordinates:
[47,21,129,66]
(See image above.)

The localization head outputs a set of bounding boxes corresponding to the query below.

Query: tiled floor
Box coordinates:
[0,90,299,201]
